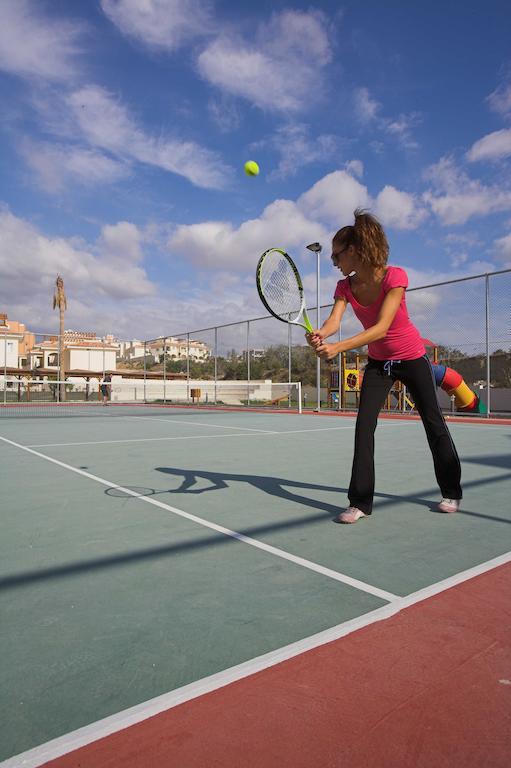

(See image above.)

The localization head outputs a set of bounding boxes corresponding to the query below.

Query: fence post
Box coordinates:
[337,326,342,411]
[288,321,292,408]
[56,333,61,404]
[163,337,167,403]
[187,333,190,403]
[247,320,250,407]
[316,257,321,411]
[214,327,218,405]
[143,341,147,403]
[3,333,6,405]
[485,273,491,417]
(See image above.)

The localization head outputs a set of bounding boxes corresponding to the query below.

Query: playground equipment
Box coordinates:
[328,339,486,414]
[431,364,486,414]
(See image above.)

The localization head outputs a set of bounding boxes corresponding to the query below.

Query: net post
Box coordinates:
[246,320,250,407]
[297,381,302,414]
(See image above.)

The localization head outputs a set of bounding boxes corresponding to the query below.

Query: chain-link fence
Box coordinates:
[140,269,510,415]
[2,269,509,414]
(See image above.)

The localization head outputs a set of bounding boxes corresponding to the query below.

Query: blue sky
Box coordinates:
[0,0,510,342]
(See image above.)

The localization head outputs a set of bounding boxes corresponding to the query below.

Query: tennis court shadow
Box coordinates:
[423,470,511,524]
[154,466,433,519]
[2,478,438,591]
[155,465,511,526]
[156,466,342,516]
[461,454,511,470]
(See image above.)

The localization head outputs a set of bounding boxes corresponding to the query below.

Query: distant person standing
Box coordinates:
[100,373,112,405]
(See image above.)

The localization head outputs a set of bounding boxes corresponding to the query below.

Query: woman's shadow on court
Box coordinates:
[156,466,342,516]
[153,466,432,520]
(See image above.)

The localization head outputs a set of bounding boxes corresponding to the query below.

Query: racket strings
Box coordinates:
[260,252,303,321]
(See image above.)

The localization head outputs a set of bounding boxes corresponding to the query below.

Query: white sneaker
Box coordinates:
[336,506,367,524]
[438,498,460,513]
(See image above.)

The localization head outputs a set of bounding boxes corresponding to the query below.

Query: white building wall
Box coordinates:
[0,337,19,367]
[68,348,117,370]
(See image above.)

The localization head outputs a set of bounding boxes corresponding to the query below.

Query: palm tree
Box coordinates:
[53,275,67,402]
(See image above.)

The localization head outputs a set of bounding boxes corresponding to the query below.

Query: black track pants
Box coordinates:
[348,355,462,514]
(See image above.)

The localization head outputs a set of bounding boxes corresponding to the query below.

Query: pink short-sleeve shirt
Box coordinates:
[334,265,426,360]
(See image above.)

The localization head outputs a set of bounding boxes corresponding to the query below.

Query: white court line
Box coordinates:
[122,415,417,435]
[0,434,396,603]
[27,425,360,447]
[2,550,510,768]
[26,432,270,448]
[122,415,277,433]
[26,421,416,449]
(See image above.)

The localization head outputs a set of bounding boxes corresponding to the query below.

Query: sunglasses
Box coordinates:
[331,247,347,263]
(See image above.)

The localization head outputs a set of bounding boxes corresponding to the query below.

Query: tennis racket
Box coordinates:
[256,248,314,333]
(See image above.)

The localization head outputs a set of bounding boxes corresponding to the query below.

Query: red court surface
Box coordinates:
[43,562,511,768]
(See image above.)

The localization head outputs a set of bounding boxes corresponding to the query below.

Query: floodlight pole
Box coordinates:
[306,242,322,411]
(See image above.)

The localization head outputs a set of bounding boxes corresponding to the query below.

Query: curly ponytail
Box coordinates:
[333,209,389,270]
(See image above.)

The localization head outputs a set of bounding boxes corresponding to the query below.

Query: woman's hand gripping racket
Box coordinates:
[256,247,315,333]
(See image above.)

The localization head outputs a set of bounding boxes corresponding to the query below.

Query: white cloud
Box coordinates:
[384,113,420,150]
[487,80,511,118]
[169,169,427,273]
[449,251,469,268]
[197,10,332,113]
[0,214,261,337]
[353,86,419,149]
[444,232,482,247]
[345,160,364,178]
[169,198,327,270]
[297,170,370,225]
[20,140,129,193]
[466,128,511,162]
[374,186,427,230]
[99,221,144,264]
[493,233,511,266]
[443,232,482,268]
[424,188,511,226]
[0,208,155,317]
[423,156,511,225]
[66,85,232,189]
[208,96,241,133]
[100,0,211,51]
[262,124,338,180]
[0,0,84,82]
[353,87,380,123]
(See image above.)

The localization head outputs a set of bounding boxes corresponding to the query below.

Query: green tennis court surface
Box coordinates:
[1,408,510,763]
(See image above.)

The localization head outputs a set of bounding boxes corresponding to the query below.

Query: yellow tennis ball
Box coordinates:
[244,160,260,176]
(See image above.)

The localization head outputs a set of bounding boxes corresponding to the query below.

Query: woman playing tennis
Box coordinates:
[308,209,462,523]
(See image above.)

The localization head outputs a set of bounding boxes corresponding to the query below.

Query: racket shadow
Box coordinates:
[105,486,158,499]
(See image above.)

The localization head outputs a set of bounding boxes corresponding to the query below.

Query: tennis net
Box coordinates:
[0,379,302,416]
